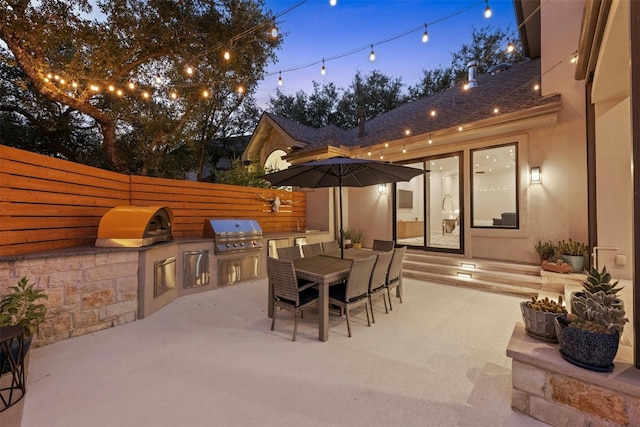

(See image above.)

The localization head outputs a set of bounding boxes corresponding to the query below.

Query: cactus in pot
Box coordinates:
[520,295,567,342]
[571,266,624,318]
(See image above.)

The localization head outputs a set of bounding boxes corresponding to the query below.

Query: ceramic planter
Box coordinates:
[554,314,620,372]
[561,255,584,273]
[520,301,561,342]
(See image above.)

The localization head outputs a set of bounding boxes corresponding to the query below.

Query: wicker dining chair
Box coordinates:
[372,239,395,252]
[321,240,340,254]
[301,243,323,257]
[368,250,393,323]
[328,255,376,337]
[385,246,407,310]
[277,245,302,260]
[268,257,319,341]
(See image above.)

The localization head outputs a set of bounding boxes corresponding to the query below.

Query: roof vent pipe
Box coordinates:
[357,107,366,137]
[467,60,478,88]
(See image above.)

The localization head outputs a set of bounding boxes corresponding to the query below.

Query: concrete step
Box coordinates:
[402,250,542,298]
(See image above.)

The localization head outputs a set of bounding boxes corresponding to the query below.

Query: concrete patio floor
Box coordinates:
[5,277,547,426]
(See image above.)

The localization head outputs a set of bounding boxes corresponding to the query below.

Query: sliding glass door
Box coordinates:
[395,153,462,253]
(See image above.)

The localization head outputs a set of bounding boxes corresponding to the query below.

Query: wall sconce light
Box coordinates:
[530,166,541,183]
[378,184,387,195]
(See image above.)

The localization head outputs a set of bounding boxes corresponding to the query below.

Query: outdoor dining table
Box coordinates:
[322,248,383,260]
[267,255,352,342]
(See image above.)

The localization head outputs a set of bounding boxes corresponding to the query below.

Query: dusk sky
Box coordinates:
[255,0,520,107]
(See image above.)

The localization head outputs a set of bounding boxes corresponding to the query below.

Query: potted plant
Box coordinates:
[554,289,628,372]
[556,239,588,273]
[351,228,363,249]
[0,277,48,355]
[343,229,352,249]
[536,240,572,273]
[520,295,567,342]
[570,265,624,318]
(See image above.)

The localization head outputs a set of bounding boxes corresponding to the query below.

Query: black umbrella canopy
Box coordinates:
[260,156,426,189]
[260,157,427,258]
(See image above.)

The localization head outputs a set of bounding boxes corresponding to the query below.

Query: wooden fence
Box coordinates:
[0,145,305,256]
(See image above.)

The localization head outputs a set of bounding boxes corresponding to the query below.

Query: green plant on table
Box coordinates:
[0,277,48,337]
[350,228,363,243]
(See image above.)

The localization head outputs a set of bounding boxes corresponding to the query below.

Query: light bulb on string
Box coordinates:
[402,145,407,154]
[237,85,245,95]
[380,151,383,160]
[321,58,326,75]
[278,71,283,86]
[428,134,433,144]
[367,147,372,156]
[186,66,193,76]
[422,24,429,43]
[223,49,231,61]
[507,42,515,53]
[270,23,278,38]
[202,89,210,98]
[329,0,337,6]
[484,0,492,18]
[369,44,375,61]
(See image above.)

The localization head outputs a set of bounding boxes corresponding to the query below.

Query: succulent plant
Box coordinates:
[556,239,588,256]
[534,240,555,261]
[581,265,623,295]
[526,295,567,314]
[570,290,628,334]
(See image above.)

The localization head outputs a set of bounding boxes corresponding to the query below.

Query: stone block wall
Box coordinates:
[0,251,139,347]
[508,323,640,427]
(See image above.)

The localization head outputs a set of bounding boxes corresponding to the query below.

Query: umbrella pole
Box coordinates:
[339,182,344,259]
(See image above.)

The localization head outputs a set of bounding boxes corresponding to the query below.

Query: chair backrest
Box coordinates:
[387,246,407,284]
[321,240,340,253]
[345,255,376,302]
[277,246,302,260]
[369,250,393,292]
[372,239,395,252]
[267,257,300,304]
[302,243,323,257]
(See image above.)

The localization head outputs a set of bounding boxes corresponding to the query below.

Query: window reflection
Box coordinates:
[471,143,518,228]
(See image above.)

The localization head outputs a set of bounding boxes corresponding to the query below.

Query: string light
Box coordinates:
[369,44,375,61]
[237,85,245,94]
[202,89,209,98]
[533,84,540,91]
[186,66,193,76]
[507,41,515,53]
[170,91,178,99]
[329,0,337,6]
[570,52,578,63]
[402,144,407,154]
[422,23,429,43]
[484,0,492,18]
[493,107,499,114]
[428,135,433,144]
[430,108,436,117]
[321,58,326,75]
[223,49,231,61]
[380,151,384,160]
[270,23,278,38]
[278,71,283,86]
[384,142,389,147]
[128,82,135,90]
[368,147,372,156]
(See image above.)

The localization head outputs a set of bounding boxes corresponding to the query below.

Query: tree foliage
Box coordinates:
[0,0,281,176]
[268,26,523,127]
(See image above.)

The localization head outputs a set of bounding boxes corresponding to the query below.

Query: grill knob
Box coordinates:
[226,243,231,248]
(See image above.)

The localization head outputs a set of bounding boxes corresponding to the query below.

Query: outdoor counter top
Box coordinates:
[0,232,331,262]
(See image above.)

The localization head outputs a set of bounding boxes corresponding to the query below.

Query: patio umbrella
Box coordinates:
[260,156,427,258]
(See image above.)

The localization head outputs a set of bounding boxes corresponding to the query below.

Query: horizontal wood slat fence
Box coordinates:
[0,145,305,257]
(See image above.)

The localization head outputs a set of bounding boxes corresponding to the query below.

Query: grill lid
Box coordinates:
[96,206,173,248]
[203,219,263,253]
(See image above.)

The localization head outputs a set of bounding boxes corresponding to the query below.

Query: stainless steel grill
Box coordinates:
[203,219,264,286]
[203,219,263,254]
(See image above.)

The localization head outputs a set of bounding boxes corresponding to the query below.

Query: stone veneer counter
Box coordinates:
[507,323,639,427]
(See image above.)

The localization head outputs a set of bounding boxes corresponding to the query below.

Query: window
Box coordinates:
[471,143,518,228]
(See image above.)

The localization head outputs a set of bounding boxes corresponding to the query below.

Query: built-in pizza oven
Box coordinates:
[95,206,173,248]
